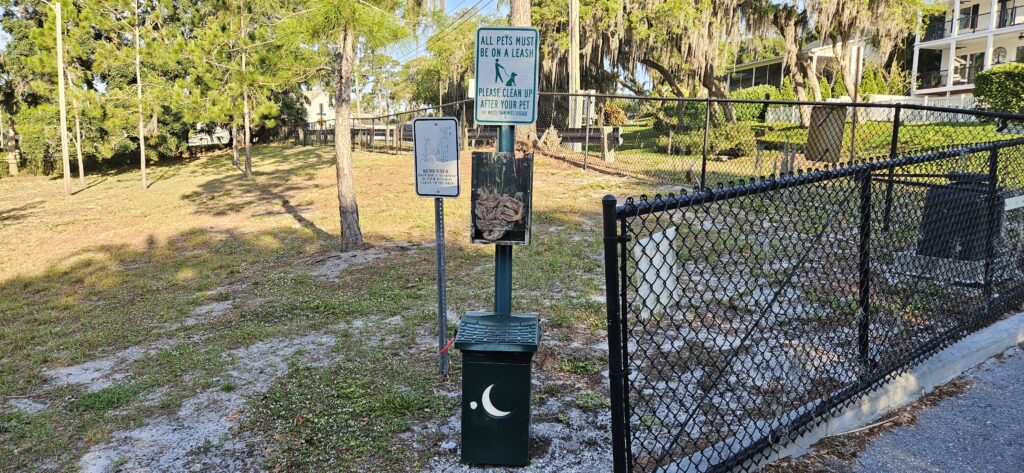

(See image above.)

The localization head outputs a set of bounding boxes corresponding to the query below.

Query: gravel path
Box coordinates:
[854,347,1024,473]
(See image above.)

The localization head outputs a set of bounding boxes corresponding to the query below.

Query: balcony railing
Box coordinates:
[921,8,1024,42]
[917,64,986,89]
[953,63,984,85]
[918,70,948,89]
[998,6,1024,27]
[922,18,952,41]
[958,12,991,34]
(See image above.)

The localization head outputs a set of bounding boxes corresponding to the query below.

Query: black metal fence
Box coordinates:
[601,106,1024,472]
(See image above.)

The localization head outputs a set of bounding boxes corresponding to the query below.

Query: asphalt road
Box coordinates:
[854,347,1024,473]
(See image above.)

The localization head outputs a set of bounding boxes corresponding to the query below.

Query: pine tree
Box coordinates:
[280,0,427,251]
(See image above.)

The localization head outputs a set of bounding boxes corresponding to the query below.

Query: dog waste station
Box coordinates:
[449,26,542,467]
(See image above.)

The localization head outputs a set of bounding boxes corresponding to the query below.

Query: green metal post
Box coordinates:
[495,125,515,315]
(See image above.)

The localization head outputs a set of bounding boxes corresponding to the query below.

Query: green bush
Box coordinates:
[858,64,910,98]
[602,104,628,126]
[13,105,60,175]
[650,102,707,133]
[729,84,790,121]
[975,63,1024,114]
[818,76,833,100]
[655,122,756,158]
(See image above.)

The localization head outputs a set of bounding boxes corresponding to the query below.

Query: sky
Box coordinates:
[385,0,507,64]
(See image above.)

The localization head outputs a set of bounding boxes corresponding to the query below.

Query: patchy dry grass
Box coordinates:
[0,144,644,471]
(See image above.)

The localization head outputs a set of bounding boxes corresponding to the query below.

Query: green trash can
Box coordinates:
[454,311,540,466]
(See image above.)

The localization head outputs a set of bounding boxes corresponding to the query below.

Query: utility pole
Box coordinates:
[567,0,581,151]
[55,2,72,195]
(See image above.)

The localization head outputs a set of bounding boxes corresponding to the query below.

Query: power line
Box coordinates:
[392,6,481,63]
[392,0,495,64]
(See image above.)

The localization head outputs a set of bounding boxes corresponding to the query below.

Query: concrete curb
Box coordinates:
[758,311,1024,468]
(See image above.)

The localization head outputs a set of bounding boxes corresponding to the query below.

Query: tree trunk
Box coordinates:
[640,58,687,98]
[510,0,536,150]
[240,8,253,179]
[509,0,530,26]
[5,116,17,176]
[701,64,734,122]
[797,53,822,101]
[831,35,858,99]
[231,122,240,168]
[334,27,364,250]
[74,101,84,185]
[134,0,147,189]
[243,89,252,178]
[776,10,813,126]
[55,3,72,195]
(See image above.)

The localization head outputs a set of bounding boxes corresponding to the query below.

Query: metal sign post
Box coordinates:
[413,117,461,375]
[433,197,449,374]
[495,126,515,315]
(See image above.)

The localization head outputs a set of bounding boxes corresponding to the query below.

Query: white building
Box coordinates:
[912,0,1024,97]
[304,88,335,124]
[303,87,376,126]
[726,40,869,94]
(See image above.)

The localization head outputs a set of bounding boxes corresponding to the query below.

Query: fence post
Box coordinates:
[701,97,711,189]
[602,195,627,473]
[983,147,1000,309]
[882,104,901,231]
[857,169,872,366]
[584,94,592,171]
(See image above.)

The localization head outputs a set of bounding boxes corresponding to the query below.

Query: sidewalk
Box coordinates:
[852,346,1024,473]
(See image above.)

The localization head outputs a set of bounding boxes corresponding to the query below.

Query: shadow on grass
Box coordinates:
[71,176,110,195]
[0,200,45,225]
[180,146,335,237]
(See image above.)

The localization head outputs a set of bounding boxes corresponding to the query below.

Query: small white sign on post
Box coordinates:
[473,27,540,125]
[414,117,461,376]
[414,117,461,198]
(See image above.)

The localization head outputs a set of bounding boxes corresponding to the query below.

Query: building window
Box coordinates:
[318,103,324,116]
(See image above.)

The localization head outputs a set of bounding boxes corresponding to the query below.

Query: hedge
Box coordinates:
[975,63,1024,114]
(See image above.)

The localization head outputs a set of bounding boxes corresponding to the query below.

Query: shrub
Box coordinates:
[975,63,1024,114]
[655,122,756,158]
[651,102,707,133]
[727,84,804,121]
[14,105,60,175]
[858,64,911,98]
[818,76,833,100]
[602,104,628,126]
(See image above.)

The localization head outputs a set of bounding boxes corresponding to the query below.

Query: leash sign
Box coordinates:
[473,27,539,125]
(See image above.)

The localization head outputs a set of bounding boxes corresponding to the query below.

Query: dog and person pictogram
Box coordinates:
[494,59,518,87]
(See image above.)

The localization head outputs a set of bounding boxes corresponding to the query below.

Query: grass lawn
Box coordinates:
[0,145,645,471]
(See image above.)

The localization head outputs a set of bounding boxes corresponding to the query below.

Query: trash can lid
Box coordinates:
[454,311,540,353]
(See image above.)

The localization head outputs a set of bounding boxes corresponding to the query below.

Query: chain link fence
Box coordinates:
[601,106,1024,472]
[293,93,1024,193]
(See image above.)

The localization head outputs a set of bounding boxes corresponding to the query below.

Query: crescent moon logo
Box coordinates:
[469,384,512,418]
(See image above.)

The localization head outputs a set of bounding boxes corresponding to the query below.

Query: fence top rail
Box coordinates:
[352,93,1024,123]
[615,137,1024,219]
[534,91,1024,122]
[358,99,475,122]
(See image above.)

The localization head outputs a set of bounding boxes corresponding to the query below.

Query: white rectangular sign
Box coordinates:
[414,117,461,198]
[473,27,539,125]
